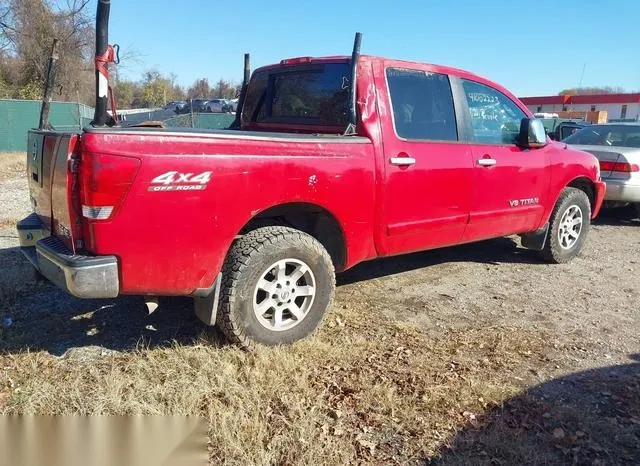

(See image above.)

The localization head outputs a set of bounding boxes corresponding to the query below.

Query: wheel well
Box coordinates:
[567,177,595,209]
[239,203,347,271]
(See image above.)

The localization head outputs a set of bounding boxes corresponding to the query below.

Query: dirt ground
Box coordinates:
[1,153,639,465]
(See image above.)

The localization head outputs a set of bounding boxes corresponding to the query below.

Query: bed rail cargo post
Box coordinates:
[344,32,362,136]
[230,53,251,130]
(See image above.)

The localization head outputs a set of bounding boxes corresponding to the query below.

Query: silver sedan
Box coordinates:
[563,123,640,214]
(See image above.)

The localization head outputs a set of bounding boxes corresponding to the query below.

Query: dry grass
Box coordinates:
[0,152,26,182]
[0,305,554,465]
[0,218,19,229]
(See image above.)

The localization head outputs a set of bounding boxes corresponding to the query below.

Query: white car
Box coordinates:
[564,123,640,214]
[204,99,231,113]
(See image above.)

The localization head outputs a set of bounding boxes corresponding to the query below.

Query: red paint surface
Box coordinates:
[28,56,605,296]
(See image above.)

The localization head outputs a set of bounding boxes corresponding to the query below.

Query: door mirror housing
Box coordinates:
[517,118,547,148]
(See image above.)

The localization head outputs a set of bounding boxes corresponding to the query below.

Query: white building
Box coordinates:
[519,93,640,122]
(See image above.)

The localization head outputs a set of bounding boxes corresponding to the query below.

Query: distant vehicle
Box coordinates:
[540,117,590,141]
[228,98,239,113]
[554,121,590,140]
[204,99,229,113]
[176,99,209,114]
[534,112,559,119]
[163,101,186,113]
[564,123,640,214]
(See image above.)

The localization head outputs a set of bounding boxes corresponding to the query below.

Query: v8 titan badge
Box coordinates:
[148,171,212,192]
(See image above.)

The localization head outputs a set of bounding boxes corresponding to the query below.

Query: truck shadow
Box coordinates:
[0,206,633,357]
[0,236,542,356]
[592,205,640,227]
[429,355,640,465]
[0,245,216,356]
[338,236,540,286]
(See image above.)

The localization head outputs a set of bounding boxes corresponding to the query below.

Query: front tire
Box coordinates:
[539,187,591,263]
[217,227,335,349]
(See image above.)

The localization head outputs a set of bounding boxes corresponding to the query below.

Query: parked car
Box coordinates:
[176,99,209,114]
[17,4,606,348]
[555,121,591,140]
[203,99,230,113]
[163,100,186,113]
[540,117,590,141]
[563,123,640,214]
[228,98,238,113]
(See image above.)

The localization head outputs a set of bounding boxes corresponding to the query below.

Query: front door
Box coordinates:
[458,79,550,240]
[375,63,474,256]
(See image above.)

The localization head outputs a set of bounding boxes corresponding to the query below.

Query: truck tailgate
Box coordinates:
[27,130,82,253]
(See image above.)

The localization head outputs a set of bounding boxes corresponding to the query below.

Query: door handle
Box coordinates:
[390,156,416,166]
[477,158,497,167]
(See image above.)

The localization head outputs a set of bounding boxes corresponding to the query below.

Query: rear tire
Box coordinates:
[635,203,640,220]
[217,226,335,349]
[539,187,591,263]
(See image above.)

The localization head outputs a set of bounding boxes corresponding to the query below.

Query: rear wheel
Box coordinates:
[539,187,591,263]
[635,203,640,220]
[217,226,335,349]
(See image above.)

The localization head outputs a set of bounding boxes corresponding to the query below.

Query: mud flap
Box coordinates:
[193,273,222,326]
[519,223,549,251]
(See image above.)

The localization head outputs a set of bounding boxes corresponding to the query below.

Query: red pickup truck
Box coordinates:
[17,2,605,348]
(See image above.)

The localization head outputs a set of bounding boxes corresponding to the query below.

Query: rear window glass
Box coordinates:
[563,125,640,148]
[242,63,350,127]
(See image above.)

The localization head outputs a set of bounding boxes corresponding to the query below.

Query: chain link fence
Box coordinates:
[0,99,237,152]
[164,113,235,129]
[0,99,93,151]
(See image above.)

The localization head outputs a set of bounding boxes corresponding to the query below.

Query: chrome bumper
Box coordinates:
[603,179,640,203]
[17,214,119,299]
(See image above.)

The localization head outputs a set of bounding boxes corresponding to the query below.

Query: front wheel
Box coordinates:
[217,226,335,349]
[539,187,591,263]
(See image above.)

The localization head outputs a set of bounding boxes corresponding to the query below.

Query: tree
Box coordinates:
[138,69,185,108]
[0,0,95,103]
[559,86,626,96]
[112,78,138,109]
[212,79,237,99]
[187,78,212,99]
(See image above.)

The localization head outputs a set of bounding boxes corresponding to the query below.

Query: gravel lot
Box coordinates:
[1,153,639,464]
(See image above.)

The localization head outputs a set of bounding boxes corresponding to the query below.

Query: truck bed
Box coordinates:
[85,126,371,144]
[23,125,378,297]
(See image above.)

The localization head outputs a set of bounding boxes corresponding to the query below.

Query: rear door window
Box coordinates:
[386,68,458,141]
[462,80,526,145]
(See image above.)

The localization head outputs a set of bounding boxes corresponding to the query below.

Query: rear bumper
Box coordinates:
[17,214,119,299]
[602,179,640,203]
[592,180,607,218]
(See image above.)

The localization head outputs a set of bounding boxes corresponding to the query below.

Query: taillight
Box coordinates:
[80,152,140,220]
[599,161,640,173]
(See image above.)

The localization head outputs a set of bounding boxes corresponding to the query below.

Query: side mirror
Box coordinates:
[517,118,547,148]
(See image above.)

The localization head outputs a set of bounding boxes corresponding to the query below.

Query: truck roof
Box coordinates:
[254,55,523,110]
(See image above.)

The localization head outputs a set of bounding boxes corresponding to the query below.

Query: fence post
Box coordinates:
[39,38,60,130]
[76,91,82,129]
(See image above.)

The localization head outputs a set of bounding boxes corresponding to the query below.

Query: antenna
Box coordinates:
[578,63,586,89]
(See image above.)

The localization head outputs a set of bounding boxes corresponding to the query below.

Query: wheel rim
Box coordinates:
[557,204,583,250]
[253,258,316,332]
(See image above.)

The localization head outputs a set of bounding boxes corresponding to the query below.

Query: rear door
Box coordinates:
[375,62,474,256]
[458,79,550,240]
